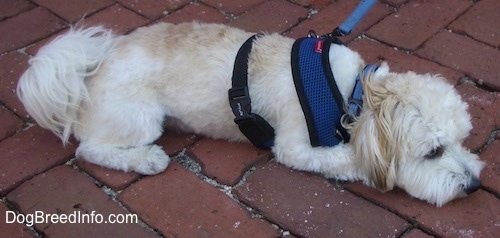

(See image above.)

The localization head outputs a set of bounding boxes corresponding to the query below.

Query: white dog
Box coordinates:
[17,22,484,206]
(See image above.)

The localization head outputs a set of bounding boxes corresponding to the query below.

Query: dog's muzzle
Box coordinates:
[464,177,481,194]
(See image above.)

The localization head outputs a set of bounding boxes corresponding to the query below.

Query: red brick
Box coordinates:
[367,0,472,50]
[0,126,75,196]
[228,0,309,33]
[449,0,500,48]
[119,162,279,237]
[117,0,190,20]
[201,0,267,15]
[0,0,33,20]
[160,4,229,24]
[0,107,23,141]
[345,183,499,237]
[33,0,113,22]
[456,83,497,151]
[24,30,65,56]
[0,202,36,237]
[286,0,391,42]
[348,39,463,84]
[155,130,199,156]
[479,140,500,195]
[188,138,272,185]
[417,31,500,91]
[80,4,150,34]
[234,162,409,237]
[76,160,140,191]
[6,166,159,238]
[0,51,29,118]
[0,7,66,53]
[402,229,433,238]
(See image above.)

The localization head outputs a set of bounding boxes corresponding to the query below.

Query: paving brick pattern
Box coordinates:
[0,0,498,237]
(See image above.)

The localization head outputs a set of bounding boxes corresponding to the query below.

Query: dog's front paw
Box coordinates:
[133,145,170,175]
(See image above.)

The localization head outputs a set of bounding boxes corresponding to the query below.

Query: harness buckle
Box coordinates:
[228,87,251,118]
[347,97,363,116]
[228,86,275,149]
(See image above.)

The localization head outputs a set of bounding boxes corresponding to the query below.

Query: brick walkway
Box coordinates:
[1,0,499,237]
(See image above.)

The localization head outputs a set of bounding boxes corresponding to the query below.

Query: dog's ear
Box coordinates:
[352,111,397,191]
[352,63,398,191]
[360,62,391,110]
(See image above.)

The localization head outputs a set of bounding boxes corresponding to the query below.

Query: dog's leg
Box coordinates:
[76,143,169,175]
[273,141,366,183]
[74,99,169,175]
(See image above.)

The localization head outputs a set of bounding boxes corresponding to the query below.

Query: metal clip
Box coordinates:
[307,30,319,38]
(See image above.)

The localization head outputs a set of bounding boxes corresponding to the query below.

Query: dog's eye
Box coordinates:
[425,146,444,159]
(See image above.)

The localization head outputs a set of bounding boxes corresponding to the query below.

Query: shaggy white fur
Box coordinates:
[17,22,484,206]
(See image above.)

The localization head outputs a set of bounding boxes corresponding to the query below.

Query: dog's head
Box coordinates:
[350,62,484,206]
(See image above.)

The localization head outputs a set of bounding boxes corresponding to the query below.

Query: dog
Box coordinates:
[17,22,484,206]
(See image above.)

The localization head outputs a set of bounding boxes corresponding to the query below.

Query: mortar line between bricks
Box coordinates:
[341,185,439,236]
[446,28,499,50]
[0,106,28,143]
[395,224,421,238]
[1,197,45,238]
[281,3,322,37]
[353,34,500,92]
[160,0,204,20]
[351,34,413,54]
[448,25,500,51]
[0,121,31,144]
[344,183,471,238]
[11,24,70,56]
[474,128,499,154]
[191,0,239,22]
[378,0,405,8]
[458,75,499,93]
[409,1,477,53]
[109,2,153,22]
[0,149,74,197]
[0,101,24,118]
[413,28,500,73]
[153,1,193,22]
[66,160,166,238]
[171,151,294,236]
[227,161,298,237]
[481,185,500,200]
[281,6,320,37]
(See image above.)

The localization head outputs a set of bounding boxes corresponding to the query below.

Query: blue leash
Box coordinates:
[323,0,378,38]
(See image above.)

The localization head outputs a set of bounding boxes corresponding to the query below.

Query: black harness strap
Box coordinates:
[228,35,275,149]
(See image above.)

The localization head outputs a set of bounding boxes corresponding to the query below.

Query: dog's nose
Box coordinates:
[464,177,481,194]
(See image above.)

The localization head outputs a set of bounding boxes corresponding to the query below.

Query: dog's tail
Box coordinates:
[17,26,117,144]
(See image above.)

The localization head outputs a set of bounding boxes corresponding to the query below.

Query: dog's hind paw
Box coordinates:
[133,145,170,175]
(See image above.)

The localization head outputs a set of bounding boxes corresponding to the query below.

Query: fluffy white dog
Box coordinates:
[17,22,484,206]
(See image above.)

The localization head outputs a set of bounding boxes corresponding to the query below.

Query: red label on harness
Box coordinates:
[314,40,323,53]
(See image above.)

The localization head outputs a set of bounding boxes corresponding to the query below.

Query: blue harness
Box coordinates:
[229,36,375,149]
[292,37,364,147]
[229,0,378,149]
